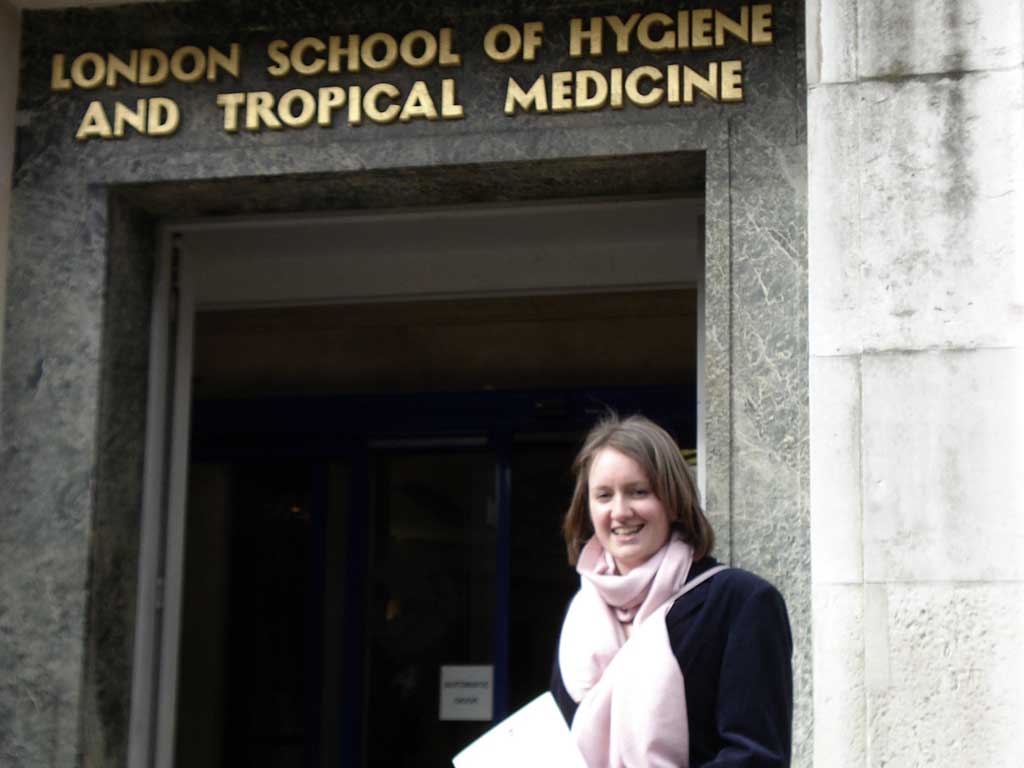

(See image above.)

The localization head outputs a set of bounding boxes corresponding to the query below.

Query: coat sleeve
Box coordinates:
[701,583,793,768]
[549,641,579,726]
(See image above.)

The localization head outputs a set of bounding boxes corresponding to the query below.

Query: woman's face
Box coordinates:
[587,447,672,574]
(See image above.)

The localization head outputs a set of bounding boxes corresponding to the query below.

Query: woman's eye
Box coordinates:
[632,488,649,497]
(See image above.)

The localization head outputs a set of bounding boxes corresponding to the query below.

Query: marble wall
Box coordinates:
[807,0,1024,765]
[0,1,19,412]
[0,1,809,765]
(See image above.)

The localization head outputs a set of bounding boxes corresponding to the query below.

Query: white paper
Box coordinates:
[440,665,494,722]
[452,692,587,768]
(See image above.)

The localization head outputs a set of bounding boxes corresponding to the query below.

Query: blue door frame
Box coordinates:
[189,387,693,766]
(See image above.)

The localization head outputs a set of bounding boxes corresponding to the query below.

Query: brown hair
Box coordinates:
[562,414,714,564]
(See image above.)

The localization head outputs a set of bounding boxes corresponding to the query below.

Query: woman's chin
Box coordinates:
[610,549,645,574]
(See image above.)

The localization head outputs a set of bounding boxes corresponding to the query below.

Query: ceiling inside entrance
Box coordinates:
[193,289,698,399]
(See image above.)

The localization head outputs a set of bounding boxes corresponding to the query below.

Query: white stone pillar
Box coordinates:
[807,1,1024,766]
[0,1,19,411]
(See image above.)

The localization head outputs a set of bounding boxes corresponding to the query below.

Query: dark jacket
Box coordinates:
[550,557,793,767]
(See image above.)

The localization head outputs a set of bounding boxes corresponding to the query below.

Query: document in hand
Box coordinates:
[451,692,588,768]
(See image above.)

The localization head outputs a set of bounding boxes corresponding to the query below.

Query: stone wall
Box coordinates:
[807,1,1024,766]
[0,1,19,414]
[0,1,808,765]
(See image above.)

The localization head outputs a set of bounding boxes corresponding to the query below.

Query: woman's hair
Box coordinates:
[562,414,714,564]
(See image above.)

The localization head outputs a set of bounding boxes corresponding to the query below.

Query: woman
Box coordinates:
[551,415,793,767]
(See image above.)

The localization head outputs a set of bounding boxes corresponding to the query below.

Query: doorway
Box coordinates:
[142,195,703,768]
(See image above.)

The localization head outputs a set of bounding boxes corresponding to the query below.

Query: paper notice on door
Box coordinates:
[440,665,493,721]
[451,692,587,768]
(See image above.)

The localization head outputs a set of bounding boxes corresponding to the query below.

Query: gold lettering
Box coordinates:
[76,100,112,140]
[610,68,624,108]
[291,37,327,75]
[362,33,398,72]
[348,85,363,125]
[522,21,544,62]
[71,52,105,90]
[551,71,573,112]
[113,98,146,137]
[267,40,290,76]
[484,23,521,62]
[106,51,138,88]
[684,62,718,103]
[569,17,603,58]
[751,4,774,44]
[169,46,206,84]
[720,59,744,101]
[676,11,690,49]
[147,97,179,136]
[504,74,548,115]
[399,80,438,121]
[691,9,713,49]
[207,44,241,82]
[139,48,169,85]
[363,82,400,123]
[715,8,749,46]
[278,88,317,127]
[317,86,346,126]
[625,65,664,107]
[575,70,608,111]
[246,91,282,130]
[51,54,72,91]
[441,78,464,119]
[328,35,361,73]
[666,64,680,105]
[216,92,245,132]
[637,13,675,51]
[438,28,461,66]
[604,13,641,54]
[400,30,437,69]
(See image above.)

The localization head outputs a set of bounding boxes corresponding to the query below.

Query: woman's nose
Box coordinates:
[610,493,630,519]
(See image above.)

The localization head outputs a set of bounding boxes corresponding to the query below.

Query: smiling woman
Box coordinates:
[585,449,674,577]
[552,415,793,767]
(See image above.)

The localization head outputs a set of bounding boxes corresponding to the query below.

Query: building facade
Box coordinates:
[0,1,1020,767]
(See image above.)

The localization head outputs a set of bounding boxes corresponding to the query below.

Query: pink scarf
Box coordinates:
[558,533,717,767]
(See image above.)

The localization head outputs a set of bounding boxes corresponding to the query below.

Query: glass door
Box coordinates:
[171,390,691,768]
[174,458,351,768]
[363,447,499,767]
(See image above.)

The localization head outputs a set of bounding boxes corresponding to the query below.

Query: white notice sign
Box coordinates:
[452,692,587,768]
[440,665,493,722]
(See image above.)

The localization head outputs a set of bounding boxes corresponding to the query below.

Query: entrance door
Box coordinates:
[133,197,702,768]
[175,459,342,768]
[175,390,690,767]
[173,442,505,768]
[364,447,499,766]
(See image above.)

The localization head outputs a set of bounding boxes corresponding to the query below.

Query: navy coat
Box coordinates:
[551,557,793,767]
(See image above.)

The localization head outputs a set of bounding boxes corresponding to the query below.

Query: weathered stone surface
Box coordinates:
[809,354,862,584]
[726,136,810,766]
[808,82,862,356]
[702,143,735,562]
[807,4,1024,768]
[866,582,1024,768]
[857,69,1024,351]
[812,583,866,768]
[805,0,858,85]
[0,1,17,397]
[811,68,1024,355]
[861,347,1024,582]
[858,0,1024,78]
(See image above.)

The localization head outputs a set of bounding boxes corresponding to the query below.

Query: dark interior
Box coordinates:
[172,243,699,767]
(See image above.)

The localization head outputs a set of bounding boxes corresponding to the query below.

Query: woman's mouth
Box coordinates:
[612,524,644,536]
